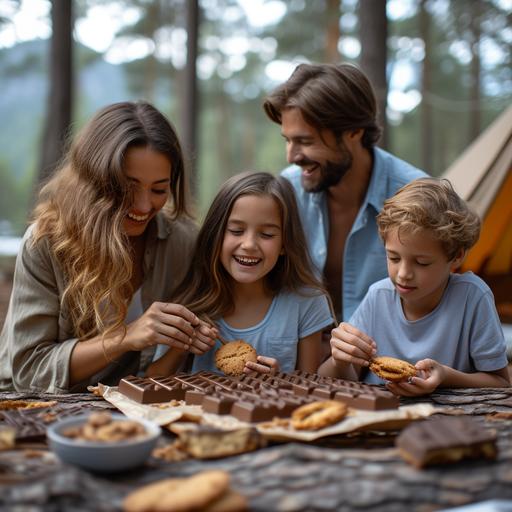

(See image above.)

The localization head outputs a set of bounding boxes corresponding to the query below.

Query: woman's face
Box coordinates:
[122,146,171,237]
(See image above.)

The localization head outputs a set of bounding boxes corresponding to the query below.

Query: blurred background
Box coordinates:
[0,0,511,331]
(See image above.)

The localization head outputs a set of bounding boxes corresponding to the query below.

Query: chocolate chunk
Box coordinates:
[118,375,175,404]
[149,376,187,400]
[334,388,399,411]
[202,393,238,415]
[395,416,498,468]
[0,404,93,441]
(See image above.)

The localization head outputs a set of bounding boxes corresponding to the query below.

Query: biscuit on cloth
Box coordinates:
[369,356,416,382]
[291,400,348,431]
[0,400,57,410]
[215,340,257,376]
[123,470,231,512]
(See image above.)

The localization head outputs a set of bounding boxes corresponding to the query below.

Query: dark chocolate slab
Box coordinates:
[395,416,498,468]
[118,375,176,404]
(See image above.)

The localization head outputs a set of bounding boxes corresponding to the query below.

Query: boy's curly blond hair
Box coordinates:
[377,178,481,260]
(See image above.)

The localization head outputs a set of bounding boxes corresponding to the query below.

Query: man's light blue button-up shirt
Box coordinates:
[282,147,427,322]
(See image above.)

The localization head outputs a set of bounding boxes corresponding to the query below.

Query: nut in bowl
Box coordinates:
[47,412,160,472]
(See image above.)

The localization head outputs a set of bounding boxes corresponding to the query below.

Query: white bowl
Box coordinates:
[47,413,161,472]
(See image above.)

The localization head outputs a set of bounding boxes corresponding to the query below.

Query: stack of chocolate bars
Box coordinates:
[118,370,400,423]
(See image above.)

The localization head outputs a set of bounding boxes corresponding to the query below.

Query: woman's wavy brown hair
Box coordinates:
[172,171,327,320]
[32,101,189,339]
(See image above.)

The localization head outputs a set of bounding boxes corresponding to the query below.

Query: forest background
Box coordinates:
[0,0,511,240]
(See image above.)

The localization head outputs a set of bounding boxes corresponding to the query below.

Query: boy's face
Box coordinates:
[384,227,464,320]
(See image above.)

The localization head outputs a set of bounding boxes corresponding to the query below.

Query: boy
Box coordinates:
[319,178,510,395]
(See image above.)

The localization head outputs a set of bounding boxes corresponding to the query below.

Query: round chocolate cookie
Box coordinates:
[215,340,257,376]
[369,356,417,382]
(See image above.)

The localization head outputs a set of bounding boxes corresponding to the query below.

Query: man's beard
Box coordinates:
[299,149,353,193]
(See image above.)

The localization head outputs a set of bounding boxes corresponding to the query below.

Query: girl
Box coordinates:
[0,101,215,393]
[148,171,335,376]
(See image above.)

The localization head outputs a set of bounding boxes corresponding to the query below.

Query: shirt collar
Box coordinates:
[150,211,172,240]
[364,147,388,214]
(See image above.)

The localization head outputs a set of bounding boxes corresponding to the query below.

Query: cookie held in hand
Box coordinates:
[369,356,417,383]
[215,340,257,376]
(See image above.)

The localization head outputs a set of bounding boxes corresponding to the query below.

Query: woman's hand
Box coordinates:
[188,320,217,355]
[330,322,377,368]
[124,302,205,352]
[244,355,280,374]
[386,358,445,396]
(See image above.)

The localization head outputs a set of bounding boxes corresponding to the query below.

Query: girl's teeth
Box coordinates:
[235,256,259,265]
[128,213,149,221]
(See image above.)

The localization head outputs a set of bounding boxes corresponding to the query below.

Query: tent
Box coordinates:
[442,105,512,321]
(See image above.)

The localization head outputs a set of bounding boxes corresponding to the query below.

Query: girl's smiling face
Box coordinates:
[385,227,465,319]
[122,146,171,237]
[220,194,284,289]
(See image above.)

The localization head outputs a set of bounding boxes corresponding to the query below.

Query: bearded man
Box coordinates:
[263,62,427,326]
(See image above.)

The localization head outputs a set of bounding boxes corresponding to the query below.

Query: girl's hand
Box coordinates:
[386,358,445,396]
[330,322,377,368]
[124,302,200,352]
[244,355,280,374]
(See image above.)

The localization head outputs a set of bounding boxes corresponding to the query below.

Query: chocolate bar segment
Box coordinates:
[395,416,498,468]
[149,376,187,400]
[118,375,176,404]
[0,404,95,441]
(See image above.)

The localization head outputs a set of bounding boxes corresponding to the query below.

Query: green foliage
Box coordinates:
[1,0,511,225]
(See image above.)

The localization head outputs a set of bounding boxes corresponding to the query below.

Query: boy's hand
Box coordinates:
[244,355,280,374]
[386,358,445,396]
[330,322,377,368]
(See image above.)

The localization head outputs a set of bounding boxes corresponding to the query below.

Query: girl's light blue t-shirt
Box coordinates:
[154,289,335,374]
[350,272,508,384]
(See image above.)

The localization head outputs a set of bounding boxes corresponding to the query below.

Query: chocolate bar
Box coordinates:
[149,376,187,400]
[202,392,238,415]
[120,370,399,415]
[0,404,94,441]
[230,397,286,423]
[118,375,176,404]
[170,373,217,405]
[395,416,498,468]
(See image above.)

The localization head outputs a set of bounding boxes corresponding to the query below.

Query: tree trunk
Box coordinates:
[469,1,481,143]
[325,0,340,63]
[420,0,433,174]
[39,0,73,184]
[358,0,388,150]
[181,0,199,198]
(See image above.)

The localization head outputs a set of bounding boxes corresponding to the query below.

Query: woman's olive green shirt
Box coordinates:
[0,213,197,393]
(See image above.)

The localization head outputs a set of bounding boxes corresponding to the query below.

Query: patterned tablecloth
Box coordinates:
[1,387,512,511]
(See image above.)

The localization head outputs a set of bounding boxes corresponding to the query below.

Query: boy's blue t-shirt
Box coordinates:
[185,288,335,374]
[349,272,508,384]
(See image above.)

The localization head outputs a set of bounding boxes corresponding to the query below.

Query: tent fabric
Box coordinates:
[442,105,512,276]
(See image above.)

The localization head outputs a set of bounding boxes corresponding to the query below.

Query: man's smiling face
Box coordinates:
[281,107,352,193]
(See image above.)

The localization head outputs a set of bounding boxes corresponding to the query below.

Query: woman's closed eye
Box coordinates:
[152,188,168,195]
[228,229,244,236]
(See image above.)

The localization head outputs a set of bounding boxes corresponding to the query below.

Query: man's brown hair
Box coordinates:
[263,62,381,149]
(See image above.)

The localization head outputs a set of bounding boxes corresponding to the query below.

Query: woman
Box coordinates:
[0,101,216,392]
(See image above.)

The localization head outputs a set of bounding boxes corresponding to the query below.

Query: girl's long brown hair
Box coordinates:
[173,171,327,319]
[32,101,189,339]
